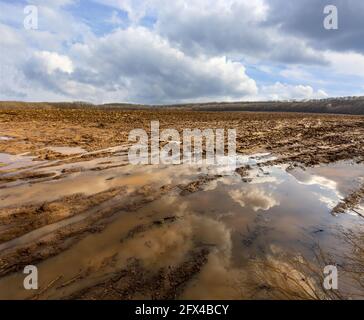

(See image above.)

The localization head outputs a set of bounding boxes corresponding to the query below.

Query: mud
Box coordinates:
[0,106,363,300]
[0,108,363,166]
[68,248,209,300]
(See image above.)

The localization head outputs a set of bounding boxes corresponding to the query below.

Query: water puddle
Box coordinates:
[0,148,363,299]
[0,153,44,171]
[291,161,364,215]
[46,146,87,155]
[0,136,13,141]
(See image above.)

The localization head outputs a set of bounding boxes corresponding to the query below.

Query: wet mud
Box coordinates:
[0,107,363,300]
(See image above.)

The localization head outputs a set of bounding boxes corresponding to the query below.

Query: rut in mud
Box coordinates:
[0,108,363,299]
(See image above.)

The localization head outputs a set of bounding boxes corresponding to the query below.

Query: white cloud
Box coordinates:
[67,27,258,103]
[20,27,257,103]
[260,82,328,101]
[107,10,125,25]
[228,187,279,212]
[0,0,362,103]
[280,67,312,81]
[33,51,74,74]
[325,51,364,78]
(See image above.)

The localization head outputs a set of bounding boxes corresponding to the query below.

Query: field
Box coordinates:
[0,105,363,299]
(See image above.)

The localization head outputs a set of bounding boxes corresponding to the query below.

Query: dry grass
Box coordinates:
[245,251,341,300]
[243,227,364,300]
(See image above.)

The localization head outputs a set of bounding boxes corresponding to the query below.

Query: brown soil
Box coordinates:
[0,188,124,243]
[68,248,209,300]
[0,184,175,278]
[178,175,220,195]
[0,106,363,300]
[0,108,363,166]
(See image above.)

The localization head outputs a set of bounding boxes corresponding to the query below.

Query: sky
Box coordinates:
[0,0,364,104]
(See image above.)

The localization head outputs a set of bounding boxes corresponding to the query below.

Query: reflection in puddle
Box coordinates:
[0,147,363,299]
[0,153,44,170]
[0,136,13,141]
[291,162,364,215]
[228,187,279,212]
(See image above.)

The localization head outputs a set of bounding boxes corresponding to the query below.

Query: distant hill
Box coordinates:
[166,96,364,115]
[0,96,363,115]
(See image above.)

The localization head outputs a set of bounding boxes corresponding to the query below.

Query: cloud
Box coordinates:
[324,51,364,78]
[33,51,74,74]
[107,10,125,26]
[23,27,257,103]
[154,0,327,65]
[259,82,328,101]
[228,187,279,212]
[280,67,313,81]
[0,0,362,103]
[267,0,364,55]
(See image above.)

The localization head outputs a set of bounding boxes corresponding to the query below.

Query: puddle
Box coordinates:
[0,136,13,141]
[291,161,364,215]
[0,148,363,299]
[46,146,87,155]
[0,153,44,171]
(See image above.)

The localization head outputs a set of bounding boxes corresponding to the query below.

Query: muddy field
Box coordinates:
[0,106,363,300]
